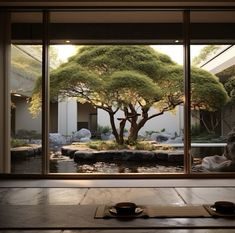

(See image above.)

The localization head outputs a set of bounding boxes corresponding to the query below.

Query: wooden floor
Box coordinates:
[1,184,235,232]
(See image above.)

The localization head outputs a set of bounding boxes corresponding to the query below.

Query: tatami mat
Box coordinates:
[1,205,235,229]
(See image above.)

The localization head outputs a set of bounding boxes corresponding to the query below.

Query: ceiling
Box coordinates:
[11,11,235,23]
[1,0,235,7]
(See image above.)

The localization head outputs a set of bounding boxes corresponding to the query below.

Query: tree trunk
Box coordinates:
[201,111,219,135]
[127,107,149,144]
[119,119,126,145]
[128,119,148,144]
[108,112,120,144]
[128,126,139,144]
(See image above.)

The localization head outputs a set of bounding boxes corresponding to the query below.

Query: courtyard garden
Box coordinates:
[10,44,235,174]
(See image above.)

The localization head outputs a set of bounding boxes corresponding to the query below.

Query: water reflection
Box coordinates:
[12,152,183,174]
[50,158,183,173]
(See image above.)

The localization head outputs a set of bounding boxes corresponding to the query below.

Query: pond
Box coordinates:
[11,154,184,174]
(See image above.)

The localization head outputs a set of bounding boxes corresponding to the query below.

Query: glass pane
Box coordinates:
[10,12,42,174]
[190,11,235,173]
[48,11,184,174]
[48,44,184,174]
[46,11,184,174]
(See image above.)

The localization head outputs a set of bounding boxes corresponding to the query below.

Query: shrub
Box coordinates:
[134,142,156,151]
[97,125,112,134]
[11,139,28,148]
[87,141,128,150]
[16,129,41,140]
[87,140,158,151]
[88,141,105,150]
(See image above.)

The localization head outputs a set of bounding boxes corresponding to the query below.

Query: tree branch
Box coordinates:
[147,101,183,121]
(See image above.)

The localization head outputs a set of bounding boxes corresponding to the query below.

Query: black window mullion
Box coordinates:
[42,10,50,175]
[183,10,191,175]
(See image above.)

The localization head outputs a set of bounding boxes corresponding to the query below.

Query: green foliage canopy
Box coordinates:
[191,67,229,111]
[192,45,221,66]
[30,45,229,144]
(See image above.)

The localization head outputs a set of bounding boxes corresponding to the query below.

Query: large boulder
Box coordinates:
[194,128,235,172]
[49,133,67,145]
[72,128,91,142]
[195,155,234,172]
[79,137,91,142]
[101,132,115,141]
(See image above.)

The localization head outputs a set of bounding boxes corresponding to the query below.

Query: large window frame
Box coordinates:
[1,7,235,178]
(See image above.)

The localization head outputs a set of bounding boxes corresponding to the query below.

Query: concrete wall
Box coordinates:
[77,103,97,122]
[98,105,184,136]
[14,98,41,134]
[58,97,77,136]
[77,103,97,133]
[14,98,98,137]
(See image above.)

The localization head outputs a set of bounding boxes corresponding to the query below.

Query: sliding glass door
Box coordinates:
[190,11,235,174]
[2,8,235,177]
[46,11,185,174]
[10,12,43,174]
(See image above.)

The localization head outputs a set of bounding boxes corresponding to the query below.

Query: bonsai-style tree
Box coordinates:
[30,45,229,144]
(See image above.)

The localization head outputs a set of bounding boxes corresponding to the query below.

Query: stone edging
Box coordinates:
[61,146,184,165]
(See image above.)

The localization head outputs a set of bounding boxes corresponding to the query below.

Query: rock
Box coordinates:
[167,136,183,144]
[11,146,35,160]
[137,133,145,140]
[74,151,96,162]
[79,137,91,142]
[133,150,156,161]
[155,151,169,161]
[195,155,234,172]
[101,133,115,141]
[195,128,235,172]
[61,146,78,158]
[49,133,67,145]
[150,132,171,142]
[168,151,184,164]
[30,139,42,144]
[74,150,157,162]
[72,128,91,142]
[28,144,42,155]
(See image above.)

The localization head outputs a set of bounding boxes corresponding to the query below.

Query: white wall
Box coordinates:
[15,98,41,134]
[58,97,77,136]
[14,98,184,137]
[98,105,184,136]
